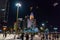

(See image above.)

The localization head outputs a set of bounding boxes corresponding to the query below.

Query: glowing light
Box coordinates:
[53,27,58,30]
[53,3,58,7]
[16,3,21,7]
[40,27,44,30]
[30,12,34,20]
[42,23,45,26]
[1,9,5,11]
[3,27,6,30]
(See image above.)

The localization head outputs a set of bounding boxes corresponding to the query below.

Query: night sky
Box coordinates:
[8,0,60,26]
[0,0,60,28]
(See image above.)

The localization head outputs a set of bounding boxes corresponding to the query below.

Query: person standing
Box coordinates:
[26,33,29,40]
[31,33,34,40]
[21,33,24,40]
[3,30,7,37]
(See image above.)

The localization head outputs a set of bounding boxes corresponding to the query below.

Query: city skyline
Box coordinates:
[0,0,60,40]
[0,0,60,30]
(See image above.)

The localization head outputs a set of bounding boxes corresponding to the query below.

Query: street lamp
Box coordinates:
[53,27,58,40]
[16,3,21,7]
[53,27,58,32]
[15,3,21,32]
[42,23,45,26]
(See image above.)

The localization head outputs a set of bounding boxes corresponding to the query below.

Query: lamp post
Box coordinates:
[53,27,58,40]
[42,23,45,27]
[53,27,58,33]
[15,3,21,33]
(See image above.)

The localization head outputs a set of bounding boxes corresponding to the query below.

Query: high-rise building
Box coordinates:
[0,0,9,30]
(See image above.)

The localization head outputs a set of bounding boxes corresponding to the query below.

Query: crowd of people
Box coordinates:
[2,32,60,40]
[17,33,34,40]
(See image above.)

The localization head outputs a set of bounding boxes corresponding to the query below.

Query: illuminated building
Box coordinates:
[0,0,9,30]
[27,12,36,28]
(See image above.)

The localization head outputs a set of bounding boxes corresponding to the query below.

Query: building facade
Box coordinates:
[0,0,8,30]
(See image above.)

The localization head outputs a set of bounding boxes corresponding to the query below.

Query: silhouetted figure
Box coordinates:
[26,33,29,40]
[3,31,7,37]
[31,34,34,40]
[21,33,24,40]
[5,32,7,37]
[41,34,44,40]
